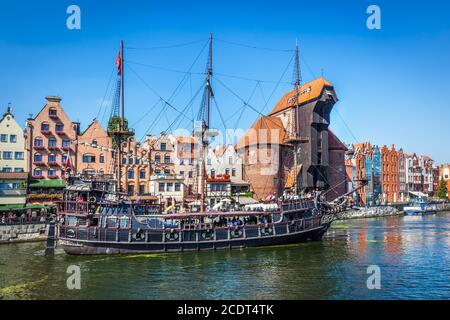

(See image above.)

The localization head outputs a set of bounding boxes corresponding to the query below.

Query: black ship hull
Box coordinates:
[59,223,330,255]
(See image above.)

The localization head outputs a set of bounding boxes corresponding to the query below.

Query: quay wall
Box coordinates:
[0,222,48,244]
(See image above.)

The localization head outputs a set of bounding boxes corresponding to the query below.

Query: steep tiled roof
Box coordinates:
[236,115,288,149]
[328,130,347,151]
[269,77,334,116]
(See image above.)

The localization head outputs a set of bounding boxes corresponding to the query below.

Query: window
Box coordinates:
[62,139,70,148]
[135,157,140,165]
[122,157,126,165]
[229,157,233,165]
[139,185,145,195]
[56,124,64,132]
[92,139,97,146]
[180,159,184,165]
[188,171,193,178]
[0,134,7,142]
[211,169,215,176]
[127,185,134,196]
[82,154,96,163]
[49,108,57,116]
[14,168,24,173]
[129,157,133,165]
[62,155,68,163]
[48,154,56,162]
[207,158,211,165]
[225,168,230,176]
[139,170,145,179]
[34,154,42,162]
[164,155,171,164]
[155,155,161,163]
[164,168,170,175]
[158,183,165,192]
[160,142,166,151]
[166,183,173,192]
[48,169,56,177]
[232,168,236,177]
[155,168,161,174]
[41,123,50,131]
[48,139,56,147]
[9,135,17,143]
[34,138,43,147]
[2,168,12,173]
[127,170,134,179]
[3,152,12,160]
[99,154,105,163]
[180,171,184,176]
[175,183,181,192]
[14,152,24,160]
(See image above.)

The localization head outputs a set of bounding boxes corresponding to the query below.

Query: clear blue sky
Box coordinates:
[1,0,449,163]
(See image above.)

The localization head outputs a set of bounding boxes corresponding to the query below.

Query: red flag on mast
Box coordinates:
[64,149,71,169]
[115,51,122,76]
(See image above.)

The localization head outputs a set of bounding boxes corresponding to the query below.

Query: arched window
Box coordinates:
[34,153,42,162]
[155,154,161,163]
[48,154,56,162]
[92,139,98,146]
[48,138,57,147]
[33,168,42,176]
[127,170,134,179]
[99,154,105,163]
[34,138,43,147]
[41,122,50,131]
[164,154,171,164]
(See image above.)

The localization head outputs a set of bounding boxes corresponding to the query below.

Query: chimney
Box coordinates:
[7,102,12,114]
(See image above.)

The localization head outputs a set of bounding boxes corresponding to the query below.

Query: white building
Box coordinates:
[0,105,26,173]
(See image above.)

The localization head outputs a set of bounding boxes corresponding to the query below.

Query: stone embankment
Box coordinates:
[337,206,401,220]
[0,222,49,244]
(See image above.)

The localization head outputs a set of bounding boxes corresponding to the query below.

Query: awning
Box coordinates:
[0,204,25,212]
[66,184,91,192]
[233,196,258,205]
[29,179,66,188]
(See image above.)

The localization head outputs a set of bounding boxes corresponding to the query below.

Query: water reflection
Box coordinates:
[1,212,450,299]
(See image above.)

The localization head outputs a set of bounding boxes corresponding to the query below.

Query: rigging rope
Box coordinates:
[125,39,207,50]
[215,38,295,53]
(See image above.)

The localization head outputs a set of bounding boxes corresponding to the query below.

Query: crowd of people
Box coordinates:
[0,211,47,224]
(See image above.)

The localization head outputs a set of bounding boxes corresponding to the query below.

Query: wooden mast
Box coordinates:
[200,33,213,213]
[293,41,301,195]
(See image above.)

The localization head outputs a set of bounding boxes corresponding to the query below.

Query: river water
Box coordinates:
[1,212,449,300]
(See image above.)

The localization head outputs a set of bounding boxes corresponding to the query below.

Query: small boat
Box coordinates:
[403,198,437,216]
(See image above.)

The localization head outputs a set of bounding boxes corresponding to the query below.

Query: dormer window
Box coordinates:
[160,142,166,151]
[92,139,97,146]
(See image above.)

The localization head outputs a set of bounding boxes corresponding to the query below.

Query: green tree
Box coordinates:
[437,178,448,199]
[107,116,131,148]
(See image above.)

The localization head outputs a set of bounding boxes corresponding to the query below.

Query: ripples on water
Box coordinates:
[1,212,449,300]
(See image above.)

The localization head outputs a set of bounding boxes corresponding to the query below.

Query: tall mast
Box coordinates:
[200,33,213,213]
[293,41,301,194]
[121,40,125,130]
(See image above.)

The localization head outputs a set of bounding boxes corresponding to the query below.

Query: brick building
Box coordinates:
[26,96,79,180]
[237,77,339,199]
[381,144,399,203]
[77,119,113,176]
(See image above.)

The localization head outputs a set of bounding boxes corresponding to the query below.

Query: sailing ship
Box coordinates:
[56,36,364,255]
